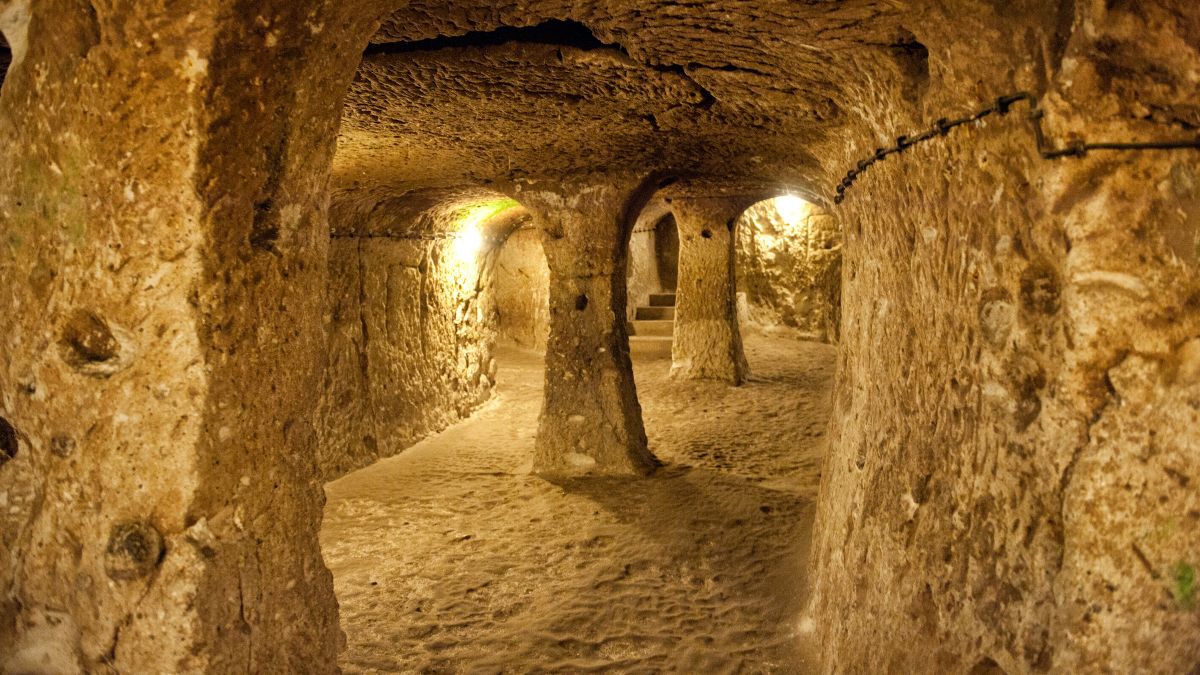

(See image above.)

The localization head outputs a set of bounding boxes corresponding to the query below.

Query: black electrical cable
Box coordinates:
[833,91,1200,205]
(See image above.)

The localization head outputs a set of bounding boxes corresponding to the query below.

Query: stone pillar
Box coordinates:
[0,3,375,671]
[669,197,753,385]
[516,180,659,477]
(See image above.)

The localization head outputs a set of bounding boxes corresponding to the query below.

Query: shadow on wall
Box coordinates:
[736,197,841,343]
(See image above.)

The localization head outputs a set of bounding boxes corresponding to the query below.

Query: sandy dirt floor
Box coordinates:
[320,334,836,673]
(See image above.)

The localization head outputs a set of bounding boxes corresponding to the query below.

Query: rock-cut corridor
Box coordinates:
[322,336,833,672]
[1,1,1199,673]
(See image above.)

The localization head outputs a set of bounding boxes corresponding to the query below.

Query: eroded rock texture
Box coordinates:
[334,0,902,195]
[669,197,752,384]
[809,2,1200,671]
[318,191,531,478]
[738,199,842,343]
[0,0,1196,671]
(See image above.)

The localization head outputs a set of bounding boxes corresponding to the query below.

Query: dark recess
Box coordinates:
[890,29,929,99]
[654,215,680,291]
[365,20,614,56]
[0,44,11,88]
[0,416,16,466]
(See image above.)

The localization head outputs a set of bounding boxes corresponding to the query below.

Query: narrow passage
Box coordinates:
[321,334,835,673]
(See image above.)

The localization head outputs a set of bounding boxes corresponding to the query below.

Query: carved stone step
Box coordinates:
[635,306,676,321]
[648,293,677,307]
[630,320,674,337]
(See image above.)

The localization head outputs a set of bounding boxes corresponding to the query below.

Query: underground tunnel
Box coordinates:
[1,1,1199,673]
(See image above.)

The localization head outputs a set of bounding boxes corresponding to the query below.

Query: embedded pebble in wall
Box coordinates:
[58,309,132,377]
[105,522,164,581]
[61,310,120,363]
[49,435,75,459]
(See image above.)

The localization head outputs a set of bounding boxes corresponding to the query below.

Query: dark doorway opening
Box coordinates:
[653,214,679,291]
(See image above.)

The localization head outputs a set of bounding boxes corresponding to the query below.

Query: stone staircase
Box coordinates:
[628,292,676,357]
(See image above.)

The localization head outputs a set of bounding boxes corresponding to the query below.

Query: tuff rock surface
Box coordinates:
[495,227,552,351]
[808,2,1200,671]
[0,0,1196,672]
[516,178,659,477]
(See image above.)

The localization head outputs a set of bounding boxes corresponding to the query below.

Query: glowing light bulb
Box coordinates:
[448,198,518,264]
[454,225,484,260]
[775,195,809,224]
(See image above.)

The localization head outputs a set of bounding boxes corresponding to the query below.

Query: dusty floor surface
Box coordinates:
[320,334,835,673]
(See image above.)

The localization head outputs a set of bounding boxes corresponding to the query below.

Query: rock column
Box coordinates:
[669,197,752,385]
[517,180,659,477]
[0,3,375,671]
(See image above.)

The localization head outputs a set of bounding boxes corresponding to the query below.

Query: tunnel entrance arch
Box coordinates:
[734,195,842,344]
[624,198,678,358]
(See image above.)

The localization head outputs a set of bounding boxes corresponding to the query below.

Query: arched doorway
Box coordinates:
[735,196,841,344]
[625,201,679,357]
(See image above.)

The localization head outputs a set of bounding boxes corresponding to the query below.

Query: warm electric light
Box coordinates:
[453,225,484,260]
[774,195,810,224]
[449,198,519,265]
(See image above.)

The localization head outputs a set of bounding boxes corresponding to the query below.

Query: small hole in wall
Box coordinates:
[250,225,281,252]
[701,229,713,239]
[51,435,76,458]
[575,294,589,310]
[890,28,930,102]
[0,417,17,466]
